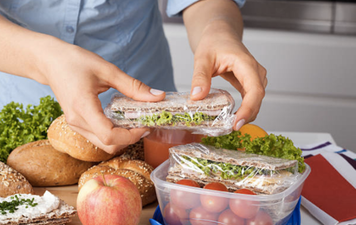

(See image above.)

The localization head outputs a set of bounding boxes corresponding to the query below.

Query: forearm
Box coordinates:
[0,15,66,85]
[183,0,244,52]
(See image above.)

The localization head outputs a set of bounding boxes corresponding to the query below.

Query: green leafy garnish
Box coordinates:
[201,131,305,173]
[0,96,63,162]
[0,195,38,215]
[181,155,279,180]
[115,110,217,127]
[201,131,251,150]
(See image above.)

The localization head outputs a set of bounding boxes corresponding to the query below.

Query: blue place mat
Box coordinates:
[150,196,302,225]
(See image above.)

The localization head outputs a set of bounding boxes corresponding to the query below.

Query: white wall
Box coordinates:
[164,24,356,152]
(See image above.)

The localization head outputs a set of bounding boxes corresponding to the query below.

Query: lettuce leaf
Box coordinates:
[181,155,278,180]
[136,111,216,127]
[201,131,250,150]
[244,134,305,173]
[201,131,305,173]
[0,96,63,162]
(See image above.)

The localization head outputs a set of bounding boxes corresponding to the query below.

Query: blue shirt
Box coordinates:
[0,0,245,109]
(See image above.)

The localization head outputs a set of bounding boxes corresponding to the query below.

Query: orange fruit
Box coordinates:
[239,124,268,141]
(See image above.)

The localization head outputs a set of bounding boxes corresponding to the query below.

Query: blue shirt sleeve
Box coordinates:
[166,0,246,17]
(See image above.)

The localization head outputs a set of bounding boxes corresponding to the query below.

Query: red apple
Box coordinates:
[77,174,142,225]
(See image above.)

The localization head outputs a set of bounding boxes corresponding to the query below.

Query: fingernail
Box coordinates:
[191,87,202,96]
[141,131,150,138]
[150,88,164,96]
[235,119,245,130]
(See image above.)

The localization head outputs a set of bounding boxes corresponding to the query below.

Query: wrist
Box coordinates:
[202,18,243,42]
[31,35,71,85]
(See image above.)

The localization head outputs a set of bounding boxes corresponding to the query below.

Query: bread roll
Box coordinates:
[7,140,96,186]
[0,161,34,197]
[79,158,156,206]
[120,138,144,161]
[47,114,115,162]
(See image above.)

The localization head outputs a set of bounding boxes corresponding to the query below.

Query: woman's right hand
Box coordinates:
[37,38,166,155]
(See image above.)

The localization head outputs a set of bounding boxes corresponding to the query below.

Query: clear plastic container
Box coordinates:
[151,160,311,225]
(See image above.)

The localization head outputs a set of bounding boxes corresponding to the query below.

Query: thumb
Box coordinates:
[106,66,165,102]
[190,56,213,101]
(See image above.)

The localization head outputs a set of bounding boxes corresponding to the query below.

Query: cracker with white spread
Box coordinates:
[0,191,76,225]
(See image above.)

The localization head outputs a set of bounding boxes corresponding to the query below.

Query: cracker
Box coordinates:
[0,200,76,225]
[169,143,298,171]
[109,89,233,112]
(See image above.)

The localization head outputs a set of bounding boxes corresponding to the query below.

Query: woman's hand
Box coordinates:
[38,40,165,154]
[183,0,267,130]
[190,24,267,129]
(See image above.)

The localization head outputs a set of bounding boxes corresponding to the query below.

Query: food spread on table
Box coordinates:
[0,91,310,225]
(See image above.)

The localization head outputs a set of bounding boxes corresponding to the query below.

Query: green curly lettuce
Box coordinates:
[181,155,278,180]
[201,131,305,173]
[201,131,251,150]
[115,110,217,127]
[0,96,63,162]
[244,134,305,173]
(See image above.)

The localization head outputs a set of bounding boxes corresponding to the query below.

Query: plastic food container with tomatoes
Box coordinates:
[150,160,311,225]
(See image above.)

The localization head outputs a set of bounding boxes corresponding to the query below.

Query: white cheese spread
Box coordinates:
[0,191,60,221]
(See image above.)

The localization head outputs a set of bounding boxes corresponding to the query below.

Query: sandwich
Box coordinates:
[166,143,299,195]
[104,88,235,135]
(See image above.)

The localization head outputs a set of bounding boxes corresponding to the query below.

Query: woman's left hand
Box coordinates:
[183,0,267,130]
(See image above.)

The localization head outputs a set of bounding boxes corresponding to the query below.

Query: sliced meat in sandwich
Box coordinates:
[166,143,300,195]
[105,88,235,136]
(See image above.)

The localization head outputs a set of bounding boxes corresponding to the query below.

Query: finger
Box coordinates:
[263,76,268,88]
[190,55,214,100]
[84,99,149,147]
[97,63,166,102]
[65,93,150,151]
[232,65,265,129]
[69,124,127,155]
[220,72,244,94]
[69,122,150,155]
[258,64,268,88]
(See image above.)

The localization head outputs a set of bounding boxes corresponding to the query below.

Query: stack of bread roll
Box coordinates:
[5,114,156,207]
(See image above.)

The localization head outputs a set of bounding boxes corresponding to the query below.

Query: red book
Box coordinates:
[302,154,356,222]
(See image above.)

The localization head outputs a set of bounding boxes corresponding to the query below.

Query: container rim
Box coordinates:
[150,160,311,201]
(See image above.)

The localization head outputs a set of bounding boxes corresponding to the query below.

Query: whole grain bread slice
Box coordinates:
[108,89,234,112]
[166,166,294,195]
[14,217,71,225]
[169,143,298,171]
[111,118,227,129]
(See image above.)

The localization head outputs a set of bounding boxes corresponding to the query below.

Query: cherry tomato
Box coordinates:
[200,182,229,213]
[176,179,200,187]
[189,206,219,225]
[229,189,260,219]
[170,179,201,209]
[245,210,273,225]
[218,209,245,225]
[163,203,189,225]
[203,182,228,191]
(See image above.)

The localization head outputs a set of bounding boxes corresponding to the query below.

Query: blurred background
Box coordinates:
[158,0,356,152]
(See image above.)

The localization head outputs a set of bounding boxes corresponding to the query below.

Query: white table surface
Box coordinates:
[272,131,336,225]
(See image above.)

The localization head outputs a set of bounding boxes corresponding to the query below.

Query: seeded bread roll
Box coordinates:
[47,114,115,162]
[78,157,156,207]
[119,138,144,161]
[7,140,96,186]
[0,161,34,197]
